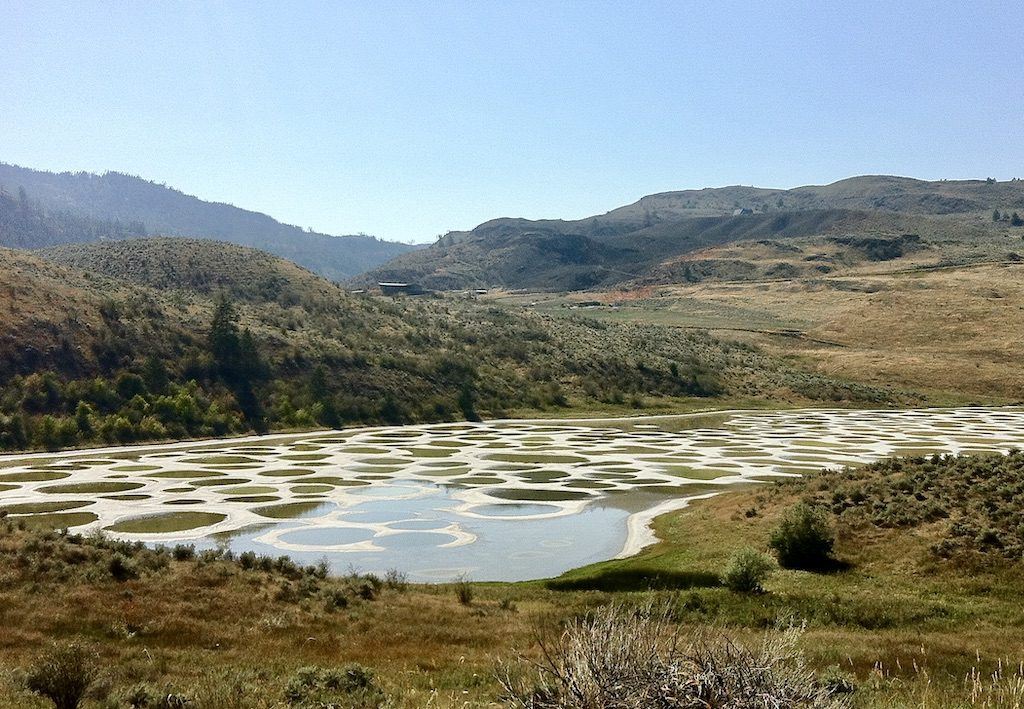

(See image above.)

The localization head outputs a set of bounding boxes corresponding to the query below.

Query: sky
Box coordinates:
[2,2,1023,243]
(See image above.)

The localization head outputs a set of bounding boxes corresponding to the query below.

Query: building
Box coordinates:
[378,282,429,295]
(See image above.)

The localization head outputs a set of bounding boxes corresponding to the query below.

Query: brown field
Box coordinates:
[494,262,1024,403]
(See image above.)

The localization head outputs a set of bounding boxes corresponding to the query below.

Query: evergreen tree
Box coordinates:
[142,355,169,394]
[459,381,480,422]
[308,366,340,428]
[74,401,94,437]
[209,296,240,376]
[207,296,265,429]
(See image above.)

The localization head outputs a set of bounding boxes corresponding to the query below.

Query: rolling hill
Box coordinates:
[358,176,1024,291]
[0,237,898,452]
[0,163,418,281]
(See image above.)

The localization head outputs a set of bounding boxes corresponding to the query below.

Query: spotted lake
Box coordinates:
[2,407,1023,581]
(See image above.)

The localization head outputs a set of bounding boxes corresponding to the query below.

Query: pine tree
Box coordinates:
[142,355,169,394]
[207,296,265,429]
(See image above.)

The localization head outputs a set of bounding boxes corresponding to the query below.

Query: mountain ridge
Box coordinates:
[0,162,419,281]
[358,175,1024,290]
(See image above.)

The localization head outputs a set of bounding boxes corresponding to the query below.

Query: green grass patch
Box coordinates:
[106,511,227,533]
[39,481,145,494]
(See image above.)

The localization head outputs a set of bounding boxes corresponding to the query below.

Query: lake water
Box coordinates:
[2,407,1023,581]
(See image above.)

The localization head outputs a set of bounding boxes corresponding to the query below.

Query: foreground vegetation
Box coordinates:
[3,451,1024,707]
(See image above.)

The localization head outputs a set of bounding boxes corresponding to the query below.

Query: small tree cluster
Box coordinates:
[993,209,1024,226]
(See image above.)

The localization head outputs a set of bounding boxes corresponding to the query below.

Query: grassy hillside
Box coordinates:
[3,452,1024,706]
[358,176,1024,291]
[0,163,417,280]
[41,238,333,302]
[521,256,1024,402]
[0,239,897,452]
[358,209,882,290]
[604,175,1024,222]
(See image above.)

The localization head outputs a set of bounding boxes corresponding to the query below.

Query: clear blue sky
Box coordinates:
[3,1,1022,243]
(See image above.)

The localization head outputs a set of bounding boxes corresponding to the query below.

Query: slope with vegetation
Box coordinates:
[0,163,416,280]
[3,452,1024,706]
[359,176,1024,291]
[0,187,147,248]
[0,238,896,452]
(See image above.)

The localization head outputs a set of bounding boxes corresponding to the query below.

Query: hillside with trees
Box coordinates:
[0,163,417,280]
[0,187,147,248]
[0,239,897,452]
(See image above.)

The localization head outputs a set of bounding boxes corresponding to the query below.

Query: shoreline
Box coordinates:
[4,404,1023,583]
[1,402,1003,466]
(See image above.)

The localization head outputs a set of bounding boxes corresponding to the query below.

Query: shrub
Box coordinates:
[108,553,138,581]
[171,544,195,561]
[322,588,350,611]
[25,643,99,709]
[283,664,386,708]
[770,503,835,570]
[499,603,847,708]
[722,547,774,593]
[383,568,408,591]
[453,575,473,605]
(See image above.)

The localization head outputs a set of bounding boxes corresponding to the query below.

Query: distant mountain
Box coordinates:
[358,176,1024,290]
[0,187,148,248]
[0,163,418,281]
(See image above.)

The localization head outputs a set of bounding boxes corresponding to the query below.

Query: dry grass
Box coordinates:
[513,262,1024,401]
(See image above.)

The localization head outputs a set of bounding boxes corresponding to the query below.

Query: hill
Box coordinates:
[0,163,417,280]
[41,238,332,303]
[0,238,897,451]
[358,176,1024,291]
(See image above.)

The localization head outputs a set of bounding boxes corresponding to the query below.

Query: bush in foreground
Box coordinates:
[770,502,836,570]
[499,602,848,708]
[25,643,98,709]
[454,574,474,605]
[722,547,775,593]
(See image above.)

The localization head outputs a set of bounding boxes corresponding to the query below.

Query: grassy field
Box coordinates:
[490,261,1024,404]
[3,452,1024,707]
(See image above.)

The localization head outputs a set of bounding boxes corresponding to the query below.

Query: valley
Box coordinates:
[2,172,1024,708]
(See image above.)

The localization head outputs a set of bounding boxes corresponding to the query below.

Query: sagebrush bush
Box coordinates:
[770,503,835,570]
[384,568,408,591]
[454,575,474,605]
[722,547,774,593]
[25,643,99,709]
[499,602,848,708]
[283,664,386,708]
